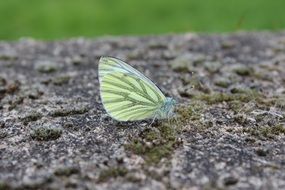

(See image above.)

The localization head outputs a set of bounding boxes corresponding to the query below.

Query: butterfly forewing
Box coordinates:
[99,57,166,121]
[99,57,165,99]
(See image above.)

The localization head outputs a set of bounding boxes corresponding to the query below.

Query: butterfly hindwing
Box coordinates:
[99,57,166,121]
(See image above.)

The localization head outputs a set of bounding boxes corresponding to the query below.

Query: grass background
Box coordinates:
[1,0,285,40]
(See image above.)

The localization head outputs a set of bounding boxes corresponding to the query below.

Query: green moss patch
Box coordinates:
[0,181,10,190]
[50,106,88,117]
[125,124,180,165]
[35,61,58,73]
[52,75,71,85]
[243,124,285,140]
[214,78,231,88]
[30,125,62,141]
[21,111,43,125]
[233,66,253,76]
[98,167,128,183]
[54,166,80,176]
[193,90,265,105]
[176,101,206,122]
[195,93,249,104]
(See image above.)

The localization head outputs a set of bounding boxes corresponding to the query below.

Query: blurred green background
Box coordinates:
[1,0,285,40]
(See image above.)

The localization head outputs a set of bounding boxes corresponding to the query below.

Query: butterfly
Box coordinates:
[98,57,176,121]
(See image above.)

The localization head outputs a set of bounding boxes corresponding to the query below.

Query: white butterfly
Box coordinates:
[98,57,176,121]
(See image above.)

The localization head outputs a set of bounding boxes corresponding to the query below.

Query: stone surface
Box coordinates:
[0,32,285,190]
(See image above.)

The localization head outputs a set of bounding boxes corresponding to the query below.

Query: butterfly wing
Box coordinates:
[98,57,166,121]
[99,57,164,96]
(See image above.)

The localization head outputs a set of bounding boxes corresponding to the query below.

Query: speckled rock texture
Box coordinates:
[0,32,285,190]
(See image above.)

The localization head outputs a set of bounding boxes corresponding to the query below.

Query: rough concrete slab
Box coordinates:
[0,32,284,189]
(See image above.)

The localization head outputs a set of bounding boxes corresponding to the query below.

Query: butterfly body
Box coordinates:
[98,57,175,122]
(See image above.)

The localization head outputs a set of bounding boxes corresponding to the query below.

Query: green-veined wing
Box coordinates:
[98,57,167,121]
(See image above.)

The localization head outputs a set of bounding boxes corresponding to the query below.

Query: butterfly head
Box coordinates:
[158,97,176,119]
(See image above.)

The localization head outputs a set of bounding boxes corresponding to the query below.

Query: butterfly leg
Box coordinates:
[173,115,179,127]
[148,115,157,128]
